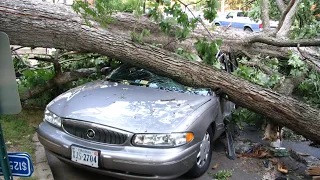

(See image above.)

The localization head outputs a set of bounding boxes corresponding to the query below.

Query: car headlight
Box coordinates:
[132,132,194,147]
[44,109,62,127]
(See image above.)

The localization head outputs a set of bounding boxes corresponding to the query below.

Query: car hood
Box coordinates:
[47,80,212,133]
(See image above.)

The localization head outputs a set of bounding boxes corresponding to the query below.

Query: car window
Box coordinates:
[227,12,236,18]
[237,12,244,17]
[107,64,212,96]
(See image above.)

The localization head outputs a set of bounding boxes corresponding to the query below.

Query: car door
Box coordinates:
[220,12,234,26]
[231,12,245,30]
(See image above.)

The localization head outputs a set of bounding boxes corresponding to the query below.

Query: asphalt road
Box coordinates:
[47,128,320,180]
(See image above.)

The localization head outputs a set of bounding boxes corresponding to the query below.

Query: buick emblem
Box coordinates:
[86,129,95,139]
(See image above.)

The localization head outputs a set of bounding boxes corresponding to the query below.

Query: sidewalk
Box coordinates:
[32,133,54,180]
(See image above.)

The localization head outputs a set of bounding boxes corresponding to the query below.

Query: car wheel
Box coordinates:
[244,27,253,32]
[215,23,220,26]
[186,126,213,178]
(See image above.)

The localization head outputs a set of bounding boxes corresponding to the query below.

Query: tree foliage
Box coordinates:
[245,0,320,39]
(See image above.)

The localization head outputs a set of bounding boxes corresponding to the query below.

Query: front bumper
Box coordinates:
[38,122,199,180]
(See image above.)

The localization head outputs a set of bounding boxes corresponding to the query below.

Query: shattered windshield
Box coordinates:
[107,64,212,96]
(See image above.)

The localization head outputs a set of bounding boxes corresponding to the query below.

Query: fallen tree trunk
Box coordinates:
[0,0,320,143]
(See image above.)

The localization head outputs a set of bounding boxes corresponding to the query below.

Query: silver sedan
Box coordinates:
[38,65,234,179]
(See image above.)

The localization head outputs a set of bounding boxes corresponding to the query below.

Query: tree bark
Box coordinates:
[275,0,286,13]
[1,0,320,143]
[261,0,270,32]
[276,0,301,38]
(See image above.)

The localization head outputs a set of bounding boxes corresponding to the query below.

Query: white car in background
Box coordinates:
[214,11,278,32]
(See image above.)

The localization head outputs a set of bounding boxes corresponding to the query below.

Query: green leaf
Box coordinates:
[216,39,223,46]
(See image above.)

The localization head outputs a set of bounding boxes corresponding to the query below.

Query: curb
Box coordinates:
[32,133,54,180]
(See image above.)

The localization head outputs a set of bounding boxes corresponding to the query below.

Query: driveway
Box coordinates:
[47,128,319,180]
[47,139,261,180]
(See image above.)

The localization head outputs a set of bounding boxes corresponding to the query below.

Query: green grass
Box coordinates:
[209,170,233,180]
[0,108,44,160]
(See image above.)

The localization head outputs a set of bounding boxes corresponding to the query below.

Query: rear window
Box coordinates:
[237,11,248,17]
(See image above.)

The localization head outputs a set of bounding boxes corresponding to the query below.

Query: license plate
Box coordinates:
[71,146,99,168]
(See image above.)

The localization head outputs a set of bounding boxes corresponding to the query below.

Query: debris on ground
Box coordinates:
[236,143,272,159]
[233,140,289,158]
[239,149,271,158]
[262,170,277,180]
[233,140,255,154]
[277,162,288,174]
[290,149,320,167]
[232,139,316,179]
[212,164,219,169]
[269,158,278,165]
[306,167,320,176]
[270,139,282,148]
[312,176,320,180]
[218,125,320,180]
[304,156,320,168]
[271,147,290,157]
[209,170,233,179]
[297,152,310,157]
[282,128,307,142]
[262,160,269,168]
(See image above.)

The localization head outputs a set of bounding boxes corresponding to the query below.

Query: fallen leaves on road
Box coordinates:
[212,163,219,169]
[307,167,320,176]
[269,158,278,165]
[238,146,271,159]
[277,162,288,174]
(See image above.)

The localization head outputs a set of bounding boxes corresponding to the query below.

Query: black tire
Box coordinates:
[215,23,220,26]
[244,27,253,32]
[186,126,214,178]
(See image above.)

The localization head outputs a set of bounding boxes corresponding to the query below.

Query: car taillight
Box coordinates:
[259,24,263,29]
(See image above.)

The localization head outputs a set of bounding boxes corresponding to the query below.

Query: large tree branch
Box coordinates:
[53,49,62,75]
[297,45,320,72]
[275,0,287,13]
[261,0,270,32]
[276,0,295,32]
[276,0,300,38]
[246,35,320,47]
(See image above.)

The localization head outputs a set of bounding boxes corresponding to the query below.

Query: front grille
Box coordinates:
[62,119,128,144]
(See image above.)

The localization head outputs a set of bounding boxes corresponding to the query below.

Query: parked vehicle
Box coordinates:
[213,11,278,32]
[38,64,235,179]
